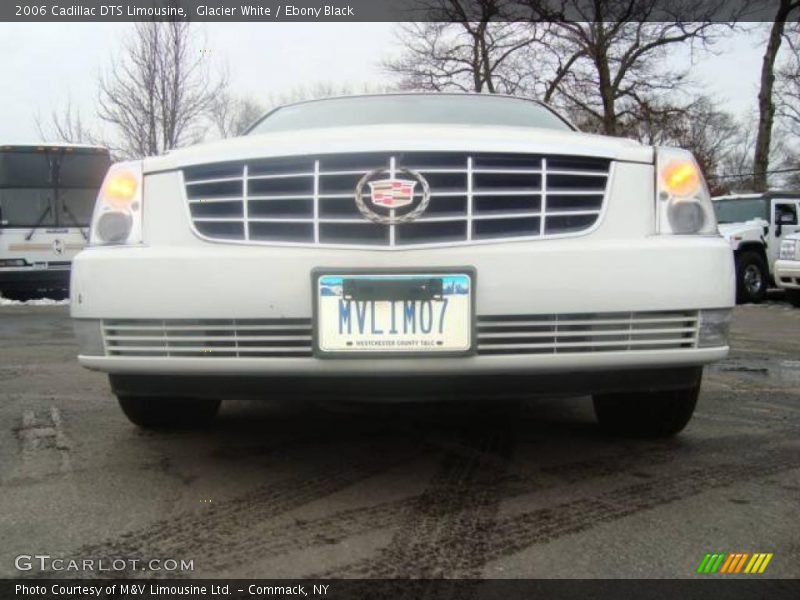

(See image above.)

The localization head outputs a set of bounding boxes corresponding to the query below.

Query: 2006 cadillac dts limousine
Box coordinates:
[71,94,735,435]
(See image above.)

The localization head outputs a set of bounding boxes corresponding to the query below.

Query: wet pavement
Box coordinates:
[0,301,798,578]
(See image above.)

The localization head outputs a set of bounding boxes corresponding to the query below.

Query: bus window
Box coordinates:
[60,189,98,227]
[0,189,56,227]
[0,147,110,229]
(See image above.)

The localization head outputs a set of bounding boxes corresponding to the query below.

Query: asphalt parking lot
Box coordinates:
[0,300,798,579]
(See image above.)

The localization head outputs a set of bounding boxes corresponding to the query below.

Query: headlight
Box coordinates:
[779,239,798,260]
[89,161,143,246]
[656,148,717,235]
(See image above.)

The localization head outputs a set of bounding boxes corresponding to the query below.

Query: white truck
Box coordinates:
[712,192,800,303]
[0,144,111,299]
[776,232,800,307]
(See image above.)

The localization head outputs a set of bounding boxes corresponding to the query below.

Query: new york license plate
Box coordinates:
[315,272,474,355]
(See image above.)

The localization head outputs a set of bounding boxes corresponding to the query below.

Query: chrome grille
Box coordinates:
[102,311,697,359]
[477,311,699,355]
[102,319,313,358]
[182,152,611,248]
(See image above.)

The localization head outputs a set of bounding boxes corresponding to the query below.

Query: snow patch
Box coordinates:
[0,295,70,306]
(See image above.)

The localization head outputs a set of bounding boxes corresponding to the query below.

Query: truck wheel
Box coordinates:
[787,290,800,308]
[593,381,700,438]
[117,395,221,429]
[735,251,768,304]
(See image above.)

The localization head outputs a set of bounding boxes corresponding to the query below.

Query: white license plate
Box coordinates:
[315,272,473,355]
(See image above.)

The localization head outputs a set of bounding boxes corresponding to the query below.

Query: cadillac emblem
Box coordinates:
[354,167,430,225]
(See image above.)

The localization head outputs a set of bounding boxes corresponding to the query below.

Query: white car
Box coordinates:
[776,232,800,307]
[71,93,735,436]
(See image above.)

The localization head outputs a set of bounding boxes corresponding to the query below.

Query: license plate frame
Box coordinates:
[312,267,477,359]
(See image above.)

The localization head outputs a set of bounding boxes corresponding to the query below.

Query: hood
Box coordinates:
[718,219,768,238]
[142,124,654,173]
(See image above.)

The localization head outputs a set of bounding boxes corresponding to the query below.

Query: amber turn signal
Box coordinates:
[661,160,701,197]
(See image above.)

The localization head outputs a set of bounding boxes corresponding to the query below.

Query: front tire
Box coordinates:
[786,289,800,308]
[735,251,768,304]
[117,395,221,429]
[593,378,701,438]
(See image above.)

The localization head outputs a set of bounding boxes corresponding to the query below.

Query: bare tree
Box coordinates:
[774,21,800,188]
[98,21,227,158]
[384,1,540,93]
[777,24,800,125]
[753,0,800,191]
[522,1,733,136]
[268,81,392,104]
[711,117,797,194]
[716,119,759,193]
[386,0,732,138]
[35,99,99,146]
[209,93,265,138]
[666,99,742,195]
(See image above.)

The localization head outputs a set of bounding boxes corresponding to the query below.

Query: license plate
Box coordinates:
[315,272,474,356]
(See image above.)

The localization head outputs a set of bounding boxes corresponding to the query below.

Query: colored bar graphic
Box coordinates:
[719,553,736,573]
[725,553,742,573]
[710,554,725,573]
[696,554,712,574]
[745,554,761,573]
[735,553,749,573]
[704,554,720,573]
[698,552,772,575]
[758,554,773,573]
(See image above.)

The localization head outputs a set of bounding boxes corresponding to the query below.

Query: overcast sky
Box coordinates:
[0,23,768,143]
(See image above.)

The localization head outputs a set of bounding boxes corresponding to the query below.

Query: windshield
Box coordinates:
[0,148,110,228]
[248,95,573,134]
[712,198,770,224]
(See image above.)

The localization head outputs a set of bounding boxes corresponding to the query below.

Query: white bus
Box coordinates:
[0,144,111,299]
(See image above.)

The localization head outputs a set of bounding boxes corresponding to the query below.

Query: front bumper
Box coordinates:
[80,348,728,377]
[108,367,704,400]
[0,265,70,293]
[775,259,800,290]
[71,235,735,381]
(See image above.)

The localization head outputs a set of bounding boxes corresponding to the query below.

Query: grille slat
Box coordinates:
[103,319,314,358]
[477,327,696,339]
[103,311,697,359]
[183,152,610,248]
[477,311,698,355]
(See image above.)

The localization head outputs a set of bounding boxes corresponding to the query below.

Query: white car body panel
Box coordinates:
[145,124,654,174]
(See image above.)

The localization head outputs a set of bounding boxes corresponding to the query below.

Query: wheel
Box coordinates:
[787,290,800,308]
[735,251,768,304]
[117,395,221,429]
[593,379,701,438]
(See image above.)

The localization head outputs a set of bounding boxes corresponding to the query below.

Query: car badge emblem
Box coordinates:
[52,239,64,256]
[368,179,416,210]
[355,167,431,225]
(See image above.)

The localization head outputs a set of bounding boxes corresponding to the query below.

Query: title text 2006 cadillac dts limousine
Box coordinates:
[71,94,735,435]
